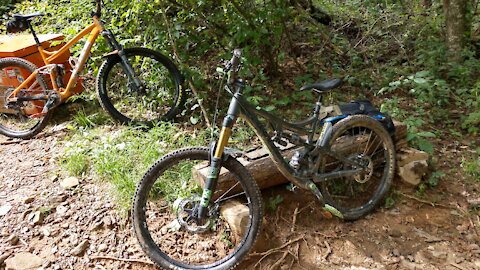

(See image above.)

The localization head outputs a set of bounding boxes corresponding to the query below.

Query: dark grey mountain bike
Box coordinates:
[132,49,396,270]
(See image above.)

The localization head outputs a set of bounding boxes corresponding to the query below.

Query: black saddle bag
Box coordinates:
[338,100,395,136]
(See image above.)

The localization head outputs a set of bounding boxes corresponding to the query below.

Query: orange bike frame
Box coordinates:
[7,16,105,102]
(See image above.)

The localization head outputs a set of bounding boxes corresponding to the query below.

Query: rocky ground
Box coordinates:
[0,127,479,270]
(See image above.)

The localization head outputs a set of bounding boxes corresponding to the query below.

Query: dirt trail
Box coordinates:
[0,131,479,270]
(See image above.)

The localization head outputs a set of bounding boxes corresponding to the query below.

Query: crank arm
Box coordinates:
[16,95,49,102]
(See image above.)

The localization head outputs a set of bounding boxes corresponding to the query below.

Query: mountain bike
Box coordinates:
[132,49,396,269]
[0,0,184,139]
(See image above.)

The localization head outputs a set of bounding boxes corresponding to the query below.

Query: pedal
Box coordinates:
[306,181,344,219]
[321,210,333,219]
[323,204,344,219]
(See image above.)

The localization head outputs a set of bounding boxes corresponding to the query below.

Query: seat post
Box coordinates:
[27,21,41,47]
[307,93,324,143]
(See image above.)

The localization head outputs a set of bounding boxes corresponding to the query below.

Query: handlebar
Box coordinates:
[227,49,242,85]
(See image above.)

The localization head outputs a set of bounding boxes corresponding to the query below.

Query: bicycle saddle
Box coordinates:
[12,12,44,20]
[300,78,343,93]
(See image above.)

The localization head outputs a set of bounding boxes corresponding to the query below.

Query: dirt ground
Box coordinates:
[0,126,479,270]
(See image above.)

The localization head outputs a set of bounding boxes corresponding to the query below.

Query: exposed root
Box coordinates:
[323,240,332,261]
[268,251,289,270]
[399,192,451,208]
[291,204,299,233]
[91,255,154,265]
[0,140,22,145]
[450,262,469,270]
[251,235,305,268]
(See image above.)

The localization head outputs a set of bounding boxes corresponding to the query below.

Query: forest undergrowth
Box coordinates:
[1,0,479,210]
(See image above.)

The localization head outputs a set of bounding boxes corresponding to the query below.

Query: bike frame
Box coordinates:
[196,77,364,218]
[7,16,105,102]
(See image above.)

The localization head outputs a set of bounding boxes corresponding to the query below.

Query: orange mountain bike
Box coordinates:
[0,0,184,139]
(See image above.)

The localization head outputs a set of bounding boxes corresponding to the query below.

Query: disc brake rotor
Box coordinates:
[176,197,217,234]
[353,154,374,184]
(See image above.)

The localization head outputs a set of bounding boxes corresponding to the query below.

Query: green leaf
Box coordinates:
[416,131,436,138]
[415,70,430,77]
[417,138,433,155]
[263,105,276,112]
[413,78,428,84]
[190,116,199,125]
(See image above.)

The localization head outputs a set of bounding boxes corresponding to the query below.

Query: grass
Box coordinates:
[60,119,210,211]
[462,152,480,182]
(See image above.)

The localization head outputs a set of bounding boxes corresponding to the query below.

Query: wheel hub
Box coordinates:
[353,154,374,183]
[176,197,217,233]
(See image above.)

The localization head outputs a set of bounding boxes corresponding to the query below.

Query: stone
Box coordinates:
[0,253,11,265]
[31,211,44,225]
[0,203,12,216]
[98,244,108,252]
[5,252,43,270]
[56,205,68,217]
[397,148,429,167]
[389,229,402,238]
[23,196,35,204]
[60,177,79,189]
[220,200,250,245]
[50,194,68,204]
[7,235,19,245]
[398,160,429,186]
[71,240,89,256]
[102,215,114,229]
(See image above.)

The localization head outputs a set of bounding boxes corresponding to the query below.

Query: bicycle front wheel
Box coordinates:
[0,57,53,139]
[319,115,396,220]
[132,147,263,270]
[96,47,184,127]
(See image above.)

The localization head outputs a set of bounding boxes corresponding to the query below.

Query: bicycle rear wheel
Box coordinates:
[132,147,262,270]
[0,57,52,139]
[96,47,184,127]
[319,115,396,220]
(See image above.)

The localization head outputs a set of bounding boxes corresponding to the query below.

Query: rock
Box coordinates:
[50,194,68,204]
[41,227,51,237]
[389,229,402,238]
[98,244,108,252]
[7,235,19,245]
[56,205,68,215]
[467,197,480,207]
[5,252,43,270]
[23,196,35,204]
[30,211,44,225]
[102,215,114,229]
[0,253,11,265]
[0,203,12,216]
[399,258,419,270]
[71,240,89,256]
[220,200,250,245]
[42,260,52,268]
[60,177,79,189]
[398,160,429,186]
[397,148,429,167]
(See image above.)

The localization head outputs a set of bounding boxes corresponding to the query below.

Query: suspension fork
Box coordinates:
[197,92,242,220]
[101,29,142,90]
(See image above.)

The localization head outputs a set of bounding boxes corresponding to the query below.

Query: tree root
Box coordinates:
[91,255,154,265]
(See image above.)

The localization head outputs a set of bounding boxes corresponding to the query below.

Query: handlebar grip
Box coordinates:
[227,49,242,84]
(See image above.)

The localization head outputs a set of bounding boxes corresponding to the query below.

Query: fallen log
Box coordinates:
[192,121,408,191]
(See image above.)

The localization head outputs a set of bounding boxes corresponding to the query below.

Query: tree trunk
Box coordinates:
[443,0,467,62]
